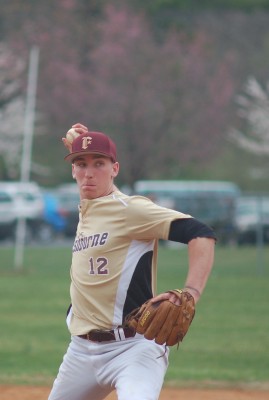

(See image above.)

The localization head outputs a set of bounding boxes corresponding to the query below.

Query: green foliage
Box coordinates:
[0,244,268,387]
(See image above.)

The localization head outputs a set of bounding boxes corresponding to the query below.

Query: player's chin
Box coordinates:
[81,185,98,199]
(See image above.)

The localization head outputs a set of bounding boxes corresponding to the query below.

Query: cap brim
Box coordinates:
[64,150,114,163]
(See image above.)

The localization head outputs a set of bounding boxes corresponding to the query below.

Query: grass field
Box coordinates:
[0,243,268,387]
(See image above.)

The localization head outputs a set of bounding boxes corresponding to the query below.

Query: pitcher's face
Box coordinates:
[72,154,119,200]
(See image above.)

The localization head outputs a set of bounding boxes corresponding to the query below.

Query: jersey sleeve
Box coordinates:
[124,195,192,241]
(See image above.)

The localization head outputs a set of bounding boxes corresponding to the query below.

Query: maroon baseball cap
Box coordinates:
[65,131,117,163]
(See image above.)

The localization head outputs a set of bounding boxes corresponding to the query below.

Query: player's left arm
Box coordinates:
[151,218,216,304]
[184,236,215,303]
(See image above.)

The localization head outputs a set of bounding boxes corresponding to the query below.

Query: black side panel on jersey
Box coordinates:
[122,251,153,322]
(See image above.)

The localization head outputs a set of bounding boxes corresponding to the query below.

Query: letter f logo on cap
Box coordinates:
[82,136,92,149]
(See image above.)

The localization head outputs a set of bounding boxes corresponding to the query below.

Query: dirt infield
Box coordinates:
[1,386,269,400]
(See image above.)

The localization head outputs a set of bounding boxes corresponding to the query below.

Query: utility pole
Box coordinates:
[14,46,39,270]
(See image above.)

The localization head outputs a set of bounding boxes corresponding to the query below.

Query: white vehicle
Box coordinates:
[235,195,269,245]
[0,181,50,242]
[0,189,16,239]
[133,180,241,244]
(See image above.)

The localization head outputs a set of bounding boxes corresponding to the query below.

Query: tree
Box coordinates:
[0,43,26,179]
[0,2,238,186]
[80,5,236,185]
[230,76,269,155]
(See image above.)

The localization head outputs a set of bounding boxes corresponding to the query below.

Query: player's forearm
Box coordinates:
[184,237,215,303]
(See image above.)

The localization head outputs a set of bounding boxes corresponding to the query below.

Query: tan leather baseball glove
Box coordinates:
[125,289,195,346]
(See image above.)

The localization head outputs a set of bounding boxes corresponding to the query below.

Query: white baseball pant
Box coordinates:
[48,334,169,400]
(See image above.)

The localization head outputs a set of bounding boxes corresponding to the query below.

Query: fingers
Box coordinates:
[150,292,182,306]
[62,137,72,152]
[150,293,169,304]
[72,123,88,133]
[169,293,182,306]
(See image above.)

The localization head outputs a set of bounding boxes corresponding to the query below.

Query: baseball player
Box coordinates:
[48,123,216,400]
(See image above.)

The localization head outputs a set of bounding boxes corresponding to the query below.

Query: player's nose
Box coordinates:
[85,165,94,178]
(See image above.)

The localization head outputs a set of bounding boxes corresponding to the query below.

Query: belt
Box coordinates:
[78,327,136,343]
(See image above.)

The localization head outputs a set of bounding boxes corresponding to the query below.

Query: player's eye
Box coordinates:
[95,160,104,167]
[75,161,86,168]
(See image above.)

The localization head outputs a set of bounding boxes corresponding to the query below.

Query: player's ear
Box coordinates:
[111,162,119,178]
[72,164,76,179]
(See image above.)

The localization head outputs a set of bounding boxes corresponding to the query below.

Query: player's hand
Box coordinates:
[71,123,88,134]
[62,123,89,152]
[150,292,182,306]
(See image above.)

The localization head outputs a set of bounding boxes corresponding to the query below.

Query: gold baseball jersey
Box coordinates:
[67,190,192,335]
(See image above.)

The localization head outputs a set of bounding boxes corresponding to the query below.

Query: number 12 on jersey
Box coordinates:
[88,257,109,275]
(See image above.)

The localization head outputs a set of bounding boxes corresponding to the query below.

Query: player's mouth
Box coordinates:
[82,183,96,190]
